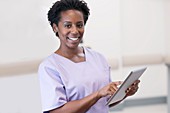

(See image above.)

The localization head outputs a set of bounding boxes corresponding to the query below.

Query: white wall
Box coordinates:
[120,0,166,56]
[164,0,170,55]
[0,0,58,63]
[0,74,41,113]
[0,0,169,113]
[84,0,168,98]
[84,0,122,58]
[118,0,168,98]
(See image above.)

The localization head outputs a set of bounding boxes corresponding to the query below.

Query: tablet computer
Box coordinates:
[106,67,147,106]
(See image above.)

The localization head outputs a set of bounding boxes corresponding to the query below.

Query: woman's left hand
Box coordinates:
[125,80,140,97]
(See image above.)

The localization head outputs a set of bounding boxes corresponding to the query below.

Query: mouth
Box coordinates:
[67,37,80,41]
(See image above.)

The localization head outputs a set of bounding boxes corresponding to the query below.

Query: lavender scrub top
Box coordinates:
[38,47,111,113]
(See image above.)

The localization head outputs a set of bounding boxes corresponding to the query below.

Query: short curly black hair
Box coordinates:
[48,0,90,36]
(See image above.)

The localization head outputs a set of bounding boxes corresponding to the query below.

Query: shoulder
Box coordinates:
[84,47,109,66]
[38,53,59,72]
[84,47,106,60]
[38,53,61,81]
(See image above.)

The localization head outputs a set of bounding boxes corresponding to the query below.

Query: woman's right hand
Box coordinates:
[97,81,122,98]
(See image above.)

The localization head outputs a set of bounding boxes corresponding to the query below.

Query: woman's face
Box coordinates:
[53,10,85,49]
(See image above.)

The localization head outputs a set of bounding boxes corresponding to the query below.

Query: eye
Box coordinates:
[76,23,84,28]
[64,24,72,28]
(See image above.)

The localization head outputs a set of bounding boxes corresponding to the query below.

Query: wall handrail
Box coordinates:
[0,54,170,77]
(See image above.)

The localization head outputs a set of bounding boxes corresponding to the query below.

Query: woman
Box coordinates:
[38,0,140,113]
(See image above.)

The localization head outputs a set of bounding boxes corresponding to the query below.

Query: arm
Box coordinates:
[50,81,122,113]
[50,91,100,113]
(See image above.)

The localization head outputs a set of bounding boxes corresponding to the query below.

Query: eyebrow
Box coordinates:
[63,21,84,24]
[77,21,84,24]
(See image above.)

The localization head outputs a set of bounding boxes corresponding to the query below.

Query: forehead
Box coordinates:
[59,10,84,22]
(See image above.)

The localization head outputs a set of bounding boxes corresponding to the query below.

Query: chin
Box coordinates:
[68,44,80,49]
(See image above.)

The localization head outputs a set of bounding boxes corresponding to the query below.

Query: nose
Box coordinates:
[71,25,78,35]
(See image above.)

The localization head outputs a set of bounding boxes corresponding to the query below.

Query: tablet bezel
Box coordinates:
[106,67,147,106]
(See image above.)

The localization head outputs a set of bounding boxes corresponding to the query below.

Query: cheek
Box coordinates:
[80,29,84,36]
[58,29,69,37]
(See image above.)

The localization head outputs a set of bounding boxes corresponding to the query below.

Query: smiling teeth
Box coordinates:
[69,37,79,41]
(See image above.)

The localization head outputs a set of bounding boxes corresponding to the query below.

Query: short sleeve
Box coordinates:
[38,62,67,112]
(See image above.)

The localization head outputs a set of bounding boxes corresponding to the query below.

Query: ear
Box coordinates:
[52,23,58,33]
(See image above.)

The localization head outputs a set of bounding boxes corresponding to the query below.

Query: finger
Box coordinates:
[127,86,139,94]
[126,86,137,92]
[109,85,118,93]
[108,86,117,95]
[129,85,138,91]
[130,80,140,87]
[109,84,121,95]
[126,87,131,93]
[130,87,137,93]
[133,80,140,85]
[111,81,123,86]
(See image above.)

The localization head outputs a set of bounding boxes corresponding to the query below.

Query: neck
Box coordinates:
[55,46,83,58]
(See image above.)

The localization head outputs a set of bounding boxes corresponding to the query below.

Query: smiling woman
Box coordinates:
[38,0,140,113]
[53,10,85,50]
